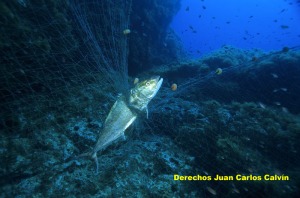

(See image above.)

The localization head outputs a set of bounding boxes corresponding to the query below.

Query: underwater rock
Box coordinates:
[129,0,182,75]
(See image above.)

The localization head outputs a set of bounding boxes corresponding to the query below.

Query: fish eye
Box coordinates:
[146,82,150,86]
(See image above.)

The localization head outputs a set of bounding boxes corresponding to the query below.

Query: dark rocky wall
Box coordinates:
[129,0,182,76]
[0,0,183,99]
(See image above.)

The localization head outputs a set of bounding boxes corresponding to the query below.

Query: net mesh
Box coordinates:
[149,46,300,196]
[1,0,131,138]
[0,0,299,197]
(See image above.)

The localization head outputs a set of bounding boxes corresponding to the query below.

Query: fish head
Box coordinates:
[129,76,163,110]
[136,76,163,99]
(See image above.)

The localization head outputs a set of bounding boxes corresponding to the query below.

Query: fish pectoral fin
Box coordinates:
[124,116,137,131]
[146,107,149,119]
[92,152,99,175]
[122,133,126,141]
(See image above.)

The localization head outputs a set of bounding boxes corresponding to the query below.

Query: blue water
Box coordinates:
[171,0,300,57]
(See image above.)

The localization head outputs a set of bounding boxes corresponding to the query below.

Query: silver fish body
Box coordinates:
[92,95,136,155]
[90,76,163,172]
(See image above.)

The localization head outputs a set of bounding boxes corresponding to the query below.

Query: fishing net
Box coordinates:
[1,0,131,144]
[0,0,299,197]
[149,46,300,196]
[1,0,132,195]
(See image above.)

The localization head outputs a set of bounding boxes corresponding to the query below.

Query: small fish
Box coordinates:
[282,47,289,52]
[273,89,278,93]
[271,73,278,78]
[282,107,289,113]
[202,6,206,9]
[258,102,265,109]
[232,188,240,194]
[206,187,217,195]
[281,25,289,29]
[19,69,25,74]
[186,6,189,11]
[274,102,281,106]
[280,88,287,92]
[123,29,131,35]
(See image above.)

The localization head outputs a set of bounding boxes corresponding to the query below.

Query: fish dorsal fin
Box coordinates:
[104,99,119,126]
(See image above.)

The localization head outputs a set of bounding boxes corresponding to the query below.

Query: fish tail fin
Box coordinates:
[92,152,99,175]
[75,151,99,174]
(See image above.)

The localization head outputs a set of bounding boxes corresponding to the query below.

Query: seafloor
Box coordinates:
[1,47,300,197]
[0,0,299,197]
